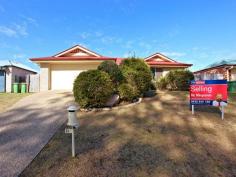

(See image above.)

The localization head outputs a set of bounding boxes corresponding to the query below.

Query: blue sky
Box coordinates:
[0,0,236,71]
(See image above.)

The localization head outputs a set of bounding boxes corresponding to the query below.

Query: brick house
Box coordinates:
[194,60,236,81]
[30,45,192,91]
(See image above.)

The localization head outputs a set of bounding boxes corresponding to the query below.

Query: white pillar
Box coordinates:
[40,63,50,91]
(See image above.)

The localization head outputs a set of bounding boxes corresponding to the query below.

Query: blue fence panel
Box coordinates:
[0,70,5,92]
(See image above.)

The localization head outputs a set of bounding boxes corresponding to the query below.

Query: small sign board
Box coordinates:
[65,128,73,134]
[190,80,228,106]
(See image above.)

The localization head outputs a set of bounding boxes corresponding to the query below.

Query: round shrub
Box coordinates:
[120,58,152,95]
[73,70,114,108]
[97,61,123,87]
[118,83,139,102]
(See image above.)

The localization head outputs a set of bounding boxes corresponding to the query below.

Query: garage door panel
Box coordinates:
[51,65,84,90]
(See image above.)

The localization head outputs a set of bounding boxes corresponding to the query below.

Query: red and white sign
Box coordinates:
[190,80,228,106]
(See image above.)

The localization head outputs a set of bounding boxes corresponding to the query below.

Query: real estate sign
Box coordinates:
[190,80,228,106]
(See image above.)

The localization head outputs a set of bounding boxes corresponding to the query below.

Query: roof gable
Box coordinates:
[54,45,102,57]
[144,53,177,63]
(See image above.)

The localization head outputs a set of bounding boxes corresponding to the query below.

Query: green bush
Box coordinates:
[97,61,123,87]
[150,81,157,90]
[118,83,139,102]
[157,77,168,90]
[73,70,114,108]
[120,58,153,95]
[165,70,194,91]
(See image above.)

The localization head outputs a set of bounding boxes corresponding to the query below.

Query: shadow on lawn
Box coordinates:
[20,92,236,177]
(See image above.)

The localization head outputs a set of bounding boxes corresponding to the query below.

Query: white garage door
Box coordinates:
[51,64,84,90]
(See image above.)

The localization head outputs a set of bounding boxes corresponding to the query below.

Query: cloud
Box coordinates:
[138,41,153,50]
[0,15,38,37]
[123,40,134,49]
[14,23,28,36]
[20,15,38,26]
[79,32,91,39]
[0,23,28,37]
[95,31,103,37]
[162,52,186,57]
[13,54,26,59]
[101,36,114,44]
[101,36,122,45]
[0,26,17,37]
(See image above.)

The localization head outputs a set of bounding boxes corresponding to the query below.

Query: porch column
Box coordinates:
[40,63,50,91]
[5,67,12,92]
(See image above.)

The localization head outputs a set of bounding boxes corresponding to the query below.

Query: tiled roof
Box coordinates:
[206,59,236,68]
[145,61,192,67]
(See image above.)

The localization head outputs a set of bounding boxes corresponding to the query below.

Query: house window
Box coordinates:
[214,74,224,80]
[230,69,236,81]
[155,68,163,79]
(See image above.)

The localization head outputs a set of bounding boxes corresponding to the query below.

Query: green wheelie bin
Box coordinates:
[13,83,19,93]
[20,83,27,93]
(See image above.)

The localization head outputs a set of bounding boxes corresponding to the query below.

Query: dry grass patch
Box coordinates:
[20,91,236,177]
[0,93,32,113]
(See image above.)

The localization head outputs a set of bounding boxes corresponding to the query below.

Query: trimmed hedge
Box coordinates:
[73,70,114,108]
[98,61,123,89]
[118,83,139,102]
[120,58,153,95]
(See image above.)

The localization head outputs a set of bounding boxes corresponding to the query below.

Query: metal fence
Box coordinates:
[26,74,40,92]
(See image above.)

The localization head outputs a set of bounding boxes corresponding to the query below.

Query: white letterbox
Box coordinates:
[67,105,79,128]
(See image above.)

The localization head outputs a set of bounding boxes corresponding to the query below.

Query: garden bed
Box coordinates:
[80,97,143,112]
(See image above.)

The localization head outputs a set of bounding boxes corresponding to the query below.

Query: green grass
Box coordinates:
[0,93,32,113]
[20,91,236,177]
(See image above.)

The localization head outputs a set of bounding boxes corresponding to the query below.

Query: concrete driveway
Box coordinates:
[0,91,75,177]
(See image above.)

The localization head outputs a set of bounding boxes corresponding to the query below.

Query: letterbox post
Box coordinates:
[65,105,79,157]
[71,127,75,157]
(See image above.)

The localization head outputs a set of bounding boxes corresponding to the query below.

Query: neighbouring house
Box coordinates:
[144,53,192,79]
[0,60,37,92]
[30,45,192,91]
[194,60,236,81]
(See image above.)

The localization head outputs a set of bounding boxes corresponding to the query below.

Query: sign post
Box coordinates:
[190,80,228,119]
[191,105,194,115]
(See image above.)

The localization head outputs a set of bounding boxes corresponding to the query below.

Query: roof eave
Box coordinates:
[193,64,236,74]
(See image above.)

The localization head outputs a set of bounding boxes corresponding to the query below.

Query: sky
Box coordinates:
[0,0,236,71]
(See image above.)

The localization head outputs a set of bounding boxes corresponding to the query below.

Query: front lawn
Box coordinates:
[20,91,236,177]
[0,93,31,113]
